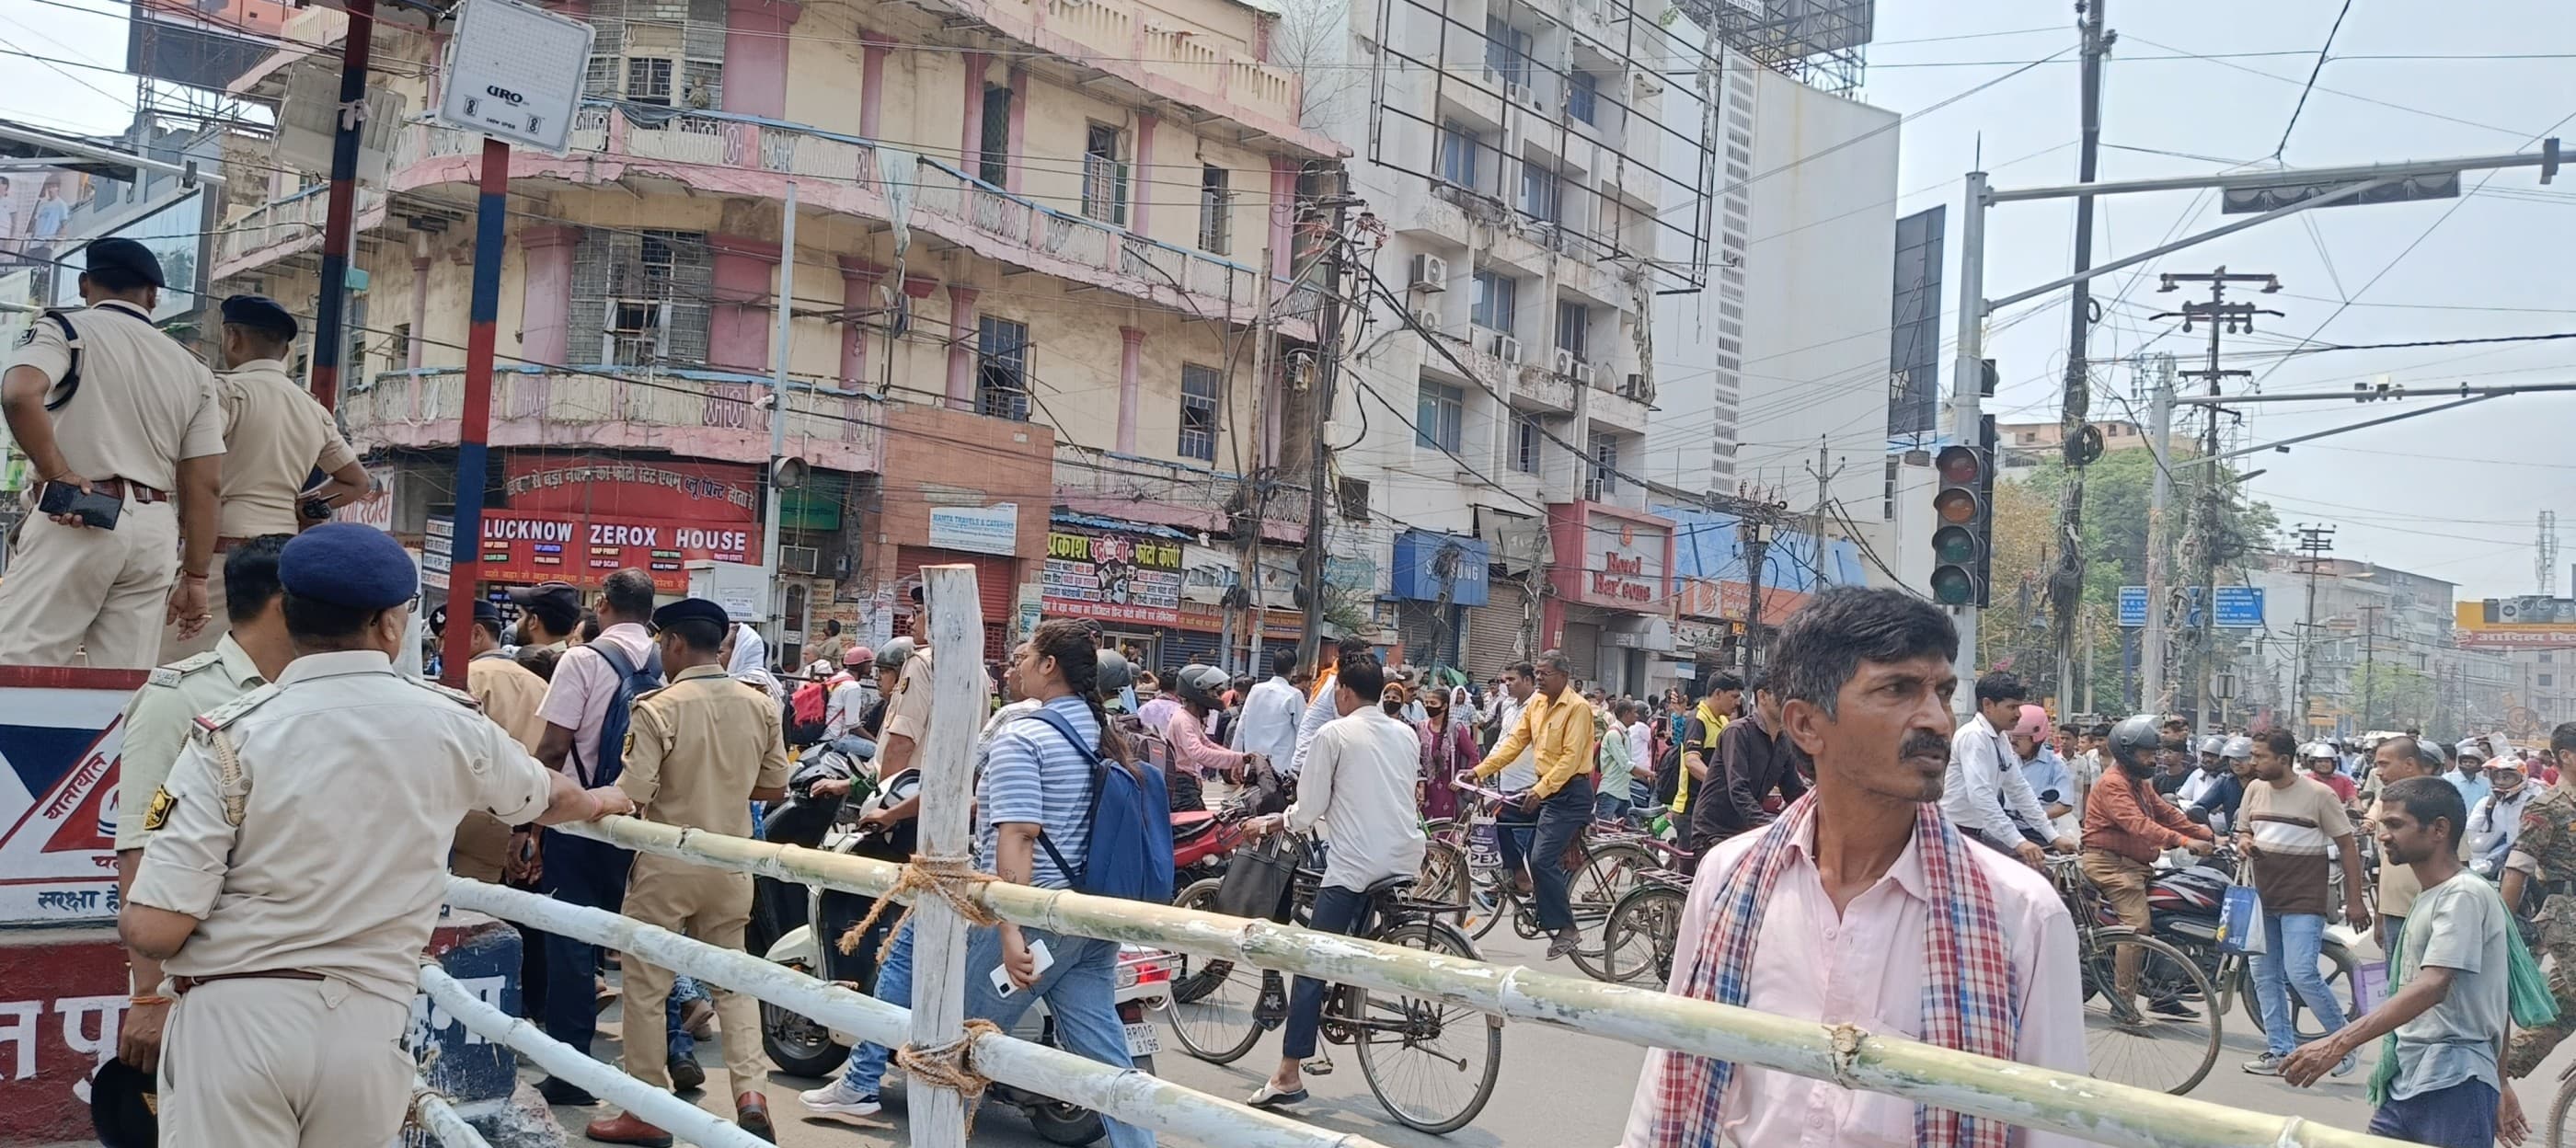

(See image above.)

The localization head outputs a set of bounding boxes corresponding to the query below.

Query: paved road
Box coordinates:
[538,923,2552,1148]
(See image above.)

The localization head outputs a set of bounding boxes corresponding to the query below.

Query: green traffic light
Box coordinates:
[1932,525,1979,565]
[1930,567,1975,605]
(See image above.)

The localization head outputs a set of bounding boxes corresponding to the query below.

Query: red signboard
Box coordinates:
[477,510,757,593]
[504,456,758,522]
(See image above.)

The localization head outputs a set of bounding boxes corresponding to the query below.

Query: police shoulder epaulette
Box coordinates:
[147,649,224,688]
[193,683,282,733]
[632,684,669,704]
[407,677,483,710]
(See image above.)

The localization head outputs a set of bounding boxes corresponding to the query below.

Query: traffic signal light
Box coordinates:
[1928,429,1993,606]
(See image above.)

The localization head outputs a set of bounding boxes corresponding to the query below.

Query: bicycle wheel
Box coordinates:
[2237,939,2359,1044]
[1347,921,1503,1134]
[1460,874,1511,940]
[2547,1066,2576,1148]
[2079,932,2220,1096]
[1576,842,1661,922]
[1162,879,1267,1063]
[1593,882,1685,985]
[1416,839,1468,912]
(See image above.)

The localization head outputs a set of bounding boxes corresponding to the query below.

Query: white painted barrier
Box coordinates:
[409,1079,492,1148]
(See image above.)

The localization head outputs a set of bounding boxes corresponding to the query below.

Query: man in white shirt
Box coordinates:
[1288,636,1372,778]
[1229,648,1304,772]
[1241,652,1425,1109]
[1940,671,2071,867]
[1488,662,1538,790]
[823,644,877,742]
[1623,705,1654,809]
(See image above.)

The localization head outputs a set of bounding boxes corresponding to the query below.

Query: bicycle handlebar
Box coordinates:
[1450,775,1522,805]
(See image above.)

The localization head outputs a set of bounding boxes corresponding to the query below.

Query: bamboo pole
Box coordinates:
[445,878,1389,1148]
[417,966,775,1148]
[908,563,985,1148]
[556,816,2413,1148]
[409,1080,492,1148]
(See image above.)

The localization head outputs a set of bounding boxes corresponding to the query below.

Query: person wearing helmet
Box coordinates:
[822,644,878,745]
[2179,736,2229,808]
[1164,662,1259,786]
[2303,741,2357,805]
[2080,715,2217,1016]
[2447,740,2494,819]
[2185,737,2257,836]
[2464,754,2535,879]
[2007,705,2078,842]
[1939,672,2070,867]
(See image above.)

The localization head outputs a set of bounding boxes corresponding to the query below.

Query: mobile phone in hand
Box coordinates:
[37,480,120,529]
[988,938,1054,998]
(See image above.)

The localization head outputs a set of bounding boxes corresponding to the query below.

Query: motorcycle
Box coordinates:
[2135,844,2362,1040]
[758,786,1179,1146]
[1171,803,1252,890]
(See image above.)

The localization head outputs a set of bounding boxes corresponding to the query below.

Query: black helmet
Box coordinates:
[873,637,917,673]
[1175,663,1228,709]
[2107,714,2164,770]
[1096,648,1134,695]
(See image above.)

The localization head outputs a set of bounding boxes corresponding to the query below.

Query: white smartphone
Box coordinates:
[988,937,1055,998]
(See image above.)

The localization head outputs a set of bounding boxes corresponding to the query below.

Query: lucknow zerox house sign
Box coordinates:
[435,0,594,155]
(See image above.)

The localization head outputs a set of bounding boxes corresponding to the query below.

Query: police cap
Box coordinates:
[86,237,166,289]
[278,523,418,610]
[507,581,583,633]
[472,599,503,626]
[652,597,730,631]
[221,293,298,340]
[89,1057,158,1147]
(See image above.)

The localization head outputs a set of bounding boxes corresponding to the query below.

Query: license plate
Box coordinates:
[1123,1020,1162,1057]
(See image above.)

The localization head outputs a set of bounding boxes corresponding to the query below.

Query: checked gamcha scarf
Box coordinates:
[1640,793,2020,1148]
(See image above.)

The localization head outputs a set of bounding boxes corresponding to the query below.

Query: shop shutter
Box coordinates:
[896,546,1017,662]
[1160,627,1220,672]
[1395,602,1439,667]
[1463,580,1533,682]
[1559,622,1601,682]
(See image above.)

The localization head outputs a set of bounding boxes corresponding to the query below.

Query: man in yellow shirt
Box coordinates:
[1473,649,1597,959]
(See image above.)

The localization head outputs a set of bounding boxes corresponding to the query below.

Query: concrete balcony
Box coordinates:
[1508,362,1576,414]
[214,105,1306,334]
[1052,443,1307,540]
[1585,373,1651,435]
[339,364,883,474]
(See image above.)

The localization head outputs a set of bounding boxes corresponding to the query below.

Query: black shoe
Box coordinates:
[538,1076,599,1107]
[2148,997,2200,1020]
[670,1058,707,1094]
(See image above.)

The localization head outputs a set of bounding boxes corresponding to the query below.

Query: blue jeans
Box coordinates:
[1594,790,1632,825]
[1284,885,1371,1060]
[962,924,1153,1148]
[1528,776,1595,932]
[537,830,629,1058]
[837,921,917,1095]
[2251,911,2350,1057]
[2368,1078,2497,1148]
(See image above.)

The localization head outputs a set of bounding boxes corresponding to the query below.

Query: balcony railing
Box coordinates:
[1052,442,1308,538]
[220,102,1300,332]
[339,363,881,474]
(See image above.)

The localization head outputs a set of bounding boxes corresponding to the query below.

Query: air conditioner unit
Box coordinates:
[1504,80,1530,105]
[1621,373,1646,398]
[1409,252,1449,292]
[780,545,821,576]
[1484,333,1524,364]
[1411,306,1442,331]
[1569,362,1598,388]
[1553,347,1579,374]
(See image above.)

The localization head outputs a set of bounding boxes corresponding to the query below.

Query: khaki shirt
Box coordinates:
[127,649,555,1005]
[882,647,937,745]
[213,357,357,536]
[617,663,788,837]
[6,301,224,491]
[114,634,268,851]
[467,650,550,752]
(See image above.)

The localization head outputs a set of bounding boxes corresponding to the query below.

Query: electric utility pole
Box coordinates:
[2293,523,2337,732]
[2154,268,2280,727]
[2051,0,2117,709]
[2141,353,2177,714]
[2359,603,2382,731]
[1296,172,1359,669]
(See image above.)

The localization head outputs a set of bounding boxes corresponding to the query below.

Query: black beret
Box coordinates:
[652,597,730,631]
[221,293,298,340]
[279,523,418,609]
[86,238,166,289]
[89,1058,157,1147]
[472,598,503,625]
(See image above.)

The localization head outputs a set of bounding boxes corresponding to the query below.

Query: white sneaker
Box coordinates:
[799,1079,881,1118]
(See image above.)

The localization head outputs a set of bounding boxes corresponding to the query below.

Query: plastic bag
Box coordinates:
[2217,884,2266,955]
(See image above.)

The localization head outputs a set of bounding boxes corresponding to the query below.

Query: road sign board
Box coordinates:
[2221,173,2460,214]
[2119,585,2265,629]
[434,0,593,155]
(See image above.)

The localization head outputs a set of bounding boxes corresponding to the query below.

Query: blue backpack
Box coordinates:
[1021,706,1176,903]
[570,639,663,787]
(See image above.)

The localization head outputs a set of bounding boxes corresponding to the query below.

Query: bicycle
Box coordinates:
[1161,842,1503,1135]
[1449,781,1659,977]
[1595,867,1689,986]
[2045,855,2222,1096]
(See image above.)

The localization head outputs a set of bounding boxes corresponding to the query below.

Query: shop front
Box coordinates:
[1042,517,1189,671]
[1544,501,1675,699]
[1390,530,1489,671]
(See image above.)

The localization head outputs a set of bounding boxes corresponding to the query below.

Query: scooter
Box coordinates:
[759,785,1179,1146]
[1171,803,1252,890]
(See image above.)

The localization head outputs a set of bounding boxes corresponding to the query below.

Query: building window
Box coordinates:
[976,316,1031,420]
[572,226,709,366]
[1555,301,1590,360]
[1416,378,1464,453]
[1081,123,1128,226]
[1438,121,1480,189]
[977,83,1012,187]
[1511,411,1540,475]
[2546,673,2558,689]
[1568,71,1598,124]
[1179,363,1219,462]
[626,57,675,105]
[1522,162,1561,223]
[1471,270,1516,335]
[1198,166,1232,254]
[1337,476,1371,521]
[1586,432,1619,499]
[389,322,411,370]
[1484,17,1529,87]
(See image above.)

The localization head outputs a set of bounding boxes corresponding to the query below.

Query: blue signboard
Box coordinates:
[2119,585,2265,628]
[1391,531,1489,606]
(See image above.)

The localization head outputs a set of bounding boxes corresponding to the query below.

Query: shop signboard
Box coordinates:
[1549,503,1673,610]
[928,502,1020,557]
[1043,528,1184,626]
[477,509,756,593]
[1391,531,1490,606]
[503,456,757,522]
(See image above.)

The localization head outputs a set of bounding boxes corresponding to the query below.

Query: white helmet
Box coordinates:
[2198,735,2225,756]
[2220,736,2253,761]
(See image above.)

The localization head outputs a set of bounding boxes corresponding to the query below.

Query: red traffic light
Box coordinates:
[1935,444,1983,486]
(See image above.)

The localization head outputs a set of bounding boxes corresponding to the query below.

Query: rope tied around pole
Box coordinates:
[836,851,1000,963]
[894,1017,1006,1135]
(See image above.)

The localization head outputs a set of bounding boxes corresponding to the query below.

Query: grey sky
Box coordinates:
[6,0,2570,600]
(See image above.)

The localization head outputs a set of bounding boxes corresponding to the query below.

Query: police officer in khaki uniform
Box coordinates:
[586,597,790,1146]
[0,238,225,669]
[109,534,293,1077]
[119,523,631,1146]
[159,294,369,660]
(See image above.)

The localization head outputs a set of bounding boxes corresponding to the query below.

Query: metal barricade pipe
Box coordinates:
[409,1080,493,1148]
[446,878,1389,1148]
[555,817,2411,1148]
[417,966,775,1148]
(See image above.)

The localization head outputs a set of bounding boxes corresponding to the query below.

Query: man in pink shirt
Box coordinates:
[1623,587,2084,1148]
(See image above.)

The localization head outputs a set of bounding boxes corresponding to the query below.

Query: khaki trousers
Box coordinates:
[158,976,412,1148]
[0,496,178,670]
[2082,849,2155,997]
[620,854,766,1090]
